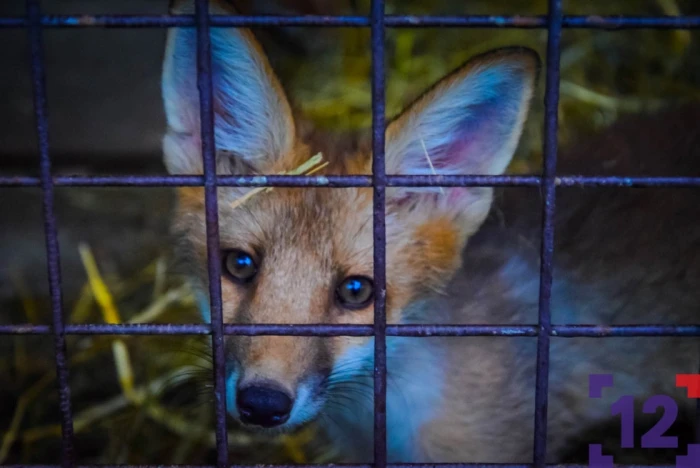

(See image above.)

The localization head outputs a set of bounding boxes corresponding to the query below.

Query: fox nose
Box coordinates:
[236,385,293,427]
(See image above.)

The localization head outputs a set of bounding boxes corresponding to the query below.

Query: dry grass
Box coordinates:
[229,153,327,210]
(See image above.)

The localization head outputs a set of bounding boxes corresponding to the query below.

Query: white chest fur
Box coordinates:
[323,336,447,462]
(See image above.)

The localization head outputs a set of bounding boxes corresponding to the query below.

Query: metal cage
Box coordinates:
[1,0,699,467]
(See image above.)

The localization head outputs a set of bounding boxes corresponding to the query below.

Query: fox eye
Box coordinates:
[223,249,258,284]
[336,276,374,309]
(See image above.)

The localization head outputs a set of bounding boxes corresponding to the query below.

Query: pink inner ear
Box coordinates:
[389,186,471,211]
[440,138,476,168]
[427,132,492,176]
[428,97,510,174]
[447,187,469,205]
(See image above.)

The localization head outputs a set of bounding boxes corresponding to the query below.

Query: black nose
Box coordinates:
[236,385,293,427]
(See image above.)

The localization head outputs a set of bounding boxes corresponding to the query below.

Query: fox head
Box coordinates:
[162,0,538,432]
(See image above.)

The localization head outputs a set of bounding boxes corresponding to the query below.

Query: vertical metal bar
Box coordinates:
[25,1,76,466]
[533,0,563,465]
[194,0,229,466]
[370,0,387,466]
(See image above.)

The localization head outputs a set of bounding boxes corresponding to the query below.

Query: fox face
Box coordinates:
[162,1,538,433]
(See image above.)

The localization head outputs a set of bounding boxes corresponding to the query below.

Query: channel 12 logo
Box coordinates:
[588,374,699,467]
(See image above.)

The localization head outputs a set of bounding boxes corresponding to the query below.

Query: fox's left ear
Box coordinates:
[385,48,539,233]
[161,0,295,175]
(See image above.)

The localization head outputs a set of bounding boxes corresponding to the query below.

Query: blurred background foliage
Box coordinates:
[269,0,700,172]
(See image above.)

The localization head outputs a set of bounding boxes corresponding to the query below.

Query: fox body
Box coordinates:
[161,1,699,462]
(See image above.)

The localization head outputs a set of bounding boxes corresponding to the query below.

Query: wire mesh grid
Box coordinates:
[1,0,700,467]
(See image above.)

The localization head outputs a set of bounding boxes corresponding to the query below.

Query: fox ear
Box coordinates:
[385,48,539,230]
[162,0,295,175]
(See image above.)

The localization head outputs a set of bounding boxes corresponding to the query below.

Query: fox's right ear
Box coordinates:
[162,0,295,175]
[385,47,539,236]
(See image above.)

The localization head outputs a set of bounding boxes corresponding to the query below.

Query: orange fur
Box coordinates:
[410,217,462,290]
[163,0,542,456]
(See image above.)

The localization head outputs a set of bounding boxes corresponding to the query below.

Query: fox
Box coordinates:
[160,0,699,463]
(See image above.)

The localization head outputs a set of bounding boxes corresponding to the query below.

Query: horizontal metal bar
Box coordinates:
[212,15,369,27]
[388,324,538,336]
[3,174,700,188]
[0,464,679,468]
[3,174,535,187]
[563,15,700,29]
[556,176,700,187]
[385,15,545,28]
[0,324,372,336]
[40,15,194,27]
[11,14,369,28]
[0,324,52,334]
[552,324,700,337]
[1,14,700,29]
[0,324,210,335]
[1,323,697,336]
[387,175,542,187]
[0,175,206,187]
[0,17,26,27]
[390,15,700,29]
[0,174,373,187]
